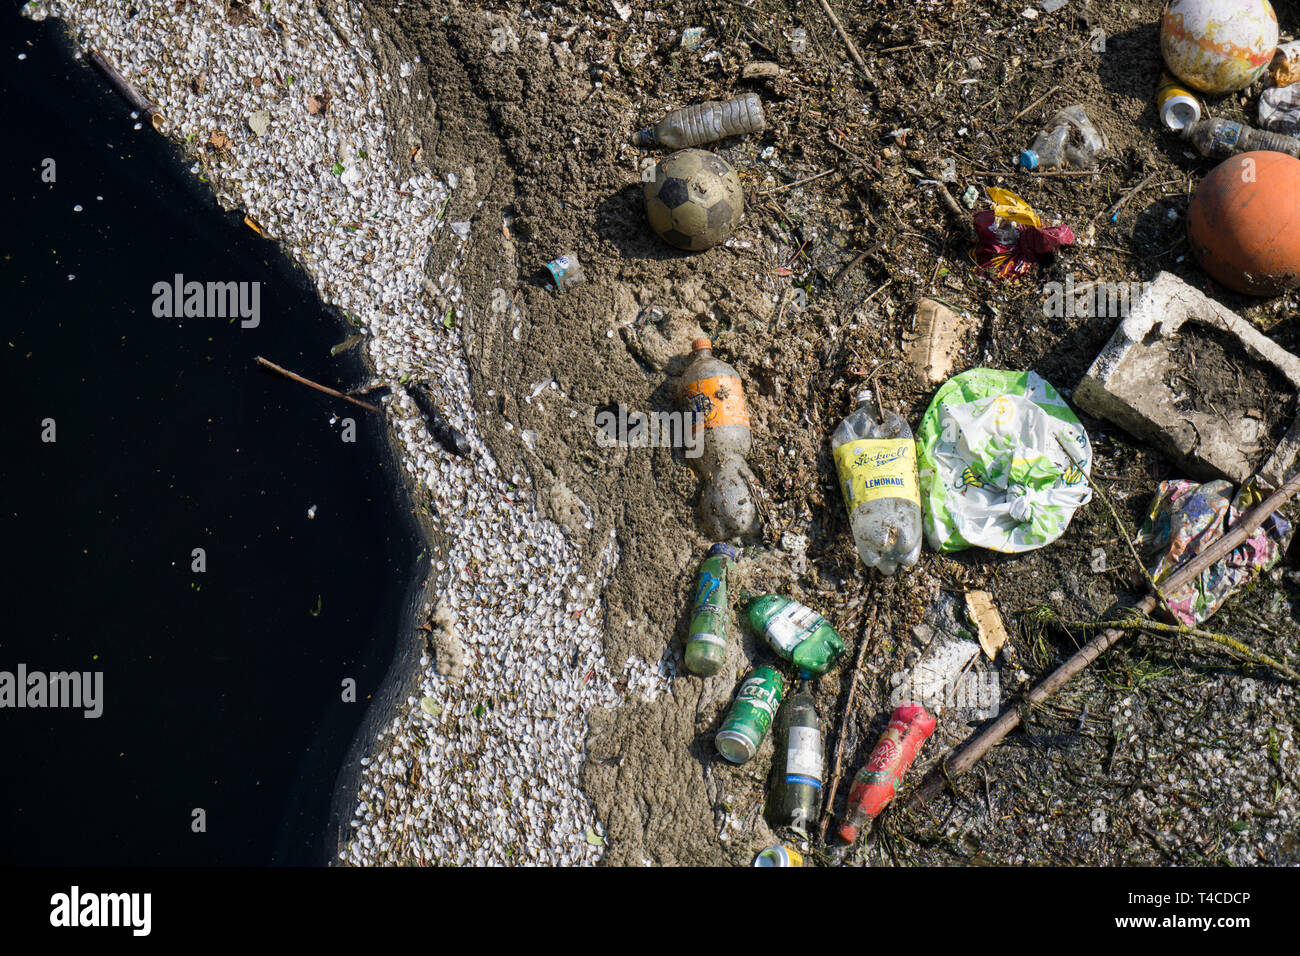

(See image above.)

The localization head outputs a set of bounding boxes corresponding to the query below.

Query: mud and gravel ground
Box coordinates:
[357,0,1300,865]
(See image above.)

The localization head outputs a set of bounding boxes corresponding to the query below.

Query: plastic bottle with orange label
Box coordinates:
[679,338,759,540]
[679,338,752,474]
[830,389,922,575]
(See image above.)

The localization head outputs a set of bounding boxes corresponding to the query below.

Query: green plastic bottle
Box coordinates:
[744,594,845,677]
[684,543,738,676]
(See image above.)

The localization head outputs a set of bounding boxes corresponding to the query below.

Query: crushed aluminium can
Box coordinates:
[836,703,937,844]
[715,665,784,764]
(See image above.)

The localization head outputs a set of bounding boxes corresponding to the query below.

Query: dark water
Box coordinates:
[0,13,423,864]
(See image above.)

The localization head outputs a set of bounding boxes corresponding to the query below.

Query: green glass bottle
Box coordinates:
[744,594,845,677]
[684,543,738,676]
[770,680,824,836]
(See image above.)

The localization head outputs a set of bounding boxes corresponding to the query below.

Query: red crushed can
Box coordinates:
[836,703,936,843]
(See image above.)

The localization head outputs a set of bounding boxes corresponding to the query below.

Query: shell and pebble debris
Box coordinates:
[23,0,671,865]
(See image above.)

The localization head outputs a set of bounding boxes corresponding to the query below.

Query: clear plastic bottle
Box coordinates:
[830,390,922,576]
[1181,117,1300,160]
[633,94,766,149]
[1018,105,1106,171]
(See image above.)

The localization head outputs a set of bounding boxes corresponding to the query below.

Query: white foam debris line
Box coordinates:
[26,0,672,865]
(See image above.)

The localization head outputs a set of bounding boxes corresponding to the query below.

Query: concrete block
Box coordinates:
[1075,271,1300,487]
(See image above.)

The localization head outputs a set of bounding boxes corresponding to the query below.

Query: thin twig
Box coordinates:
[815,0,878,85]
[819,596,879,841]
[254,356,382,413]
[1097,171,1158,222]
[1003,85,1062,127]
[1055,433,1164,603]
[760,167,840,194]
[1070,618,1300,683]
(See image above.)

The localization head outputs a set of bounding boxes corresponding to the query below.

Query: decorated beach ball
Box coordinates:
[1161,0,1277,95]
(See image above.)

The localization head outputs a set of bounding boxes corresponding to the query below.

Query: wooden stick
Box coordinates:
[88,50,163,126]
[903,465,1300,811]
[1098,171,1159,222]
[760,167,840,195]
[254,356,382,414]
[1003,84,1062,126]
[819,595,879,841]
[815,0,879,85]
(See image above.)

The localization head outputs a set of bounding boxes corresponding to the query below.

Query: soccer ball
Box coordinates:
[644,149,744,251]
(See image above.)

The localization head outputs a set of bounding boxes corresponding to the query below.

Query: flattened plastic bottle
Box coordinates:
[830,390,922,576]
[1018,105,1106,171]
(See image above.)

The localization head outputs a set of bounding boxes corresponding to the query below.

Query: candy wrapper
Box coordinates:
[1136,477,1294,626]
[971,188,1074,279]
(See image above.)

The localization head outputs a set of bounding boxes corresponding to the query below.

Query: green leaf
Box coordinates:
[472,703,486,719]
[419,697,443,717]
[309,594,322,617]
[331,161,345,176]
[442,310,455,329]
[585,827,605,846]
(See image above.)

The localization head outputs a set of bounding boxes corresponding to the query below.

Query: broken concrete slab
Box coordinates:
[1075,271,1300,487]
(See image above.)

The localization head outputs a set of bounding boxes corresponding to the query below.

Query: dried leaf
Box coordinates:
[306,92,332,115]
[206,130,231,150]
[966,590,1008,660]
[243,214,266,237]
[410,142,423,163]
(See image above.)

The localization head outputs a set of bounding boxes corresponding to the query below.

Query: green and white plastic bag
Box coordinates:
[917,369,1091,553]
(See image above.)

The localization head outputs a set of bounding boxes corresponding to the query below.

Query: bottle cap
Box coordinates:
[837,822,860,844]
[853,388,873,407]
[1017,149,1039,171]
[691,337,712,351]
[707,542,740,560]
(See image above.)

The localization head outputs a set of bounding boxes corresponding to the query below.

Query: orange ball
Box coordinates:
[1187,151,1300,297]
